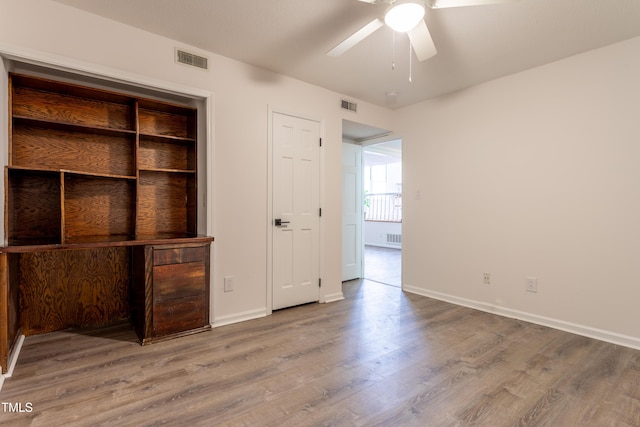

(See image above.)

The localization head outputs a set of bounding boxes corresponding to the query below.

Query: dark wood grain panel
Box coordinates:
[138,108,194,139]
[12,123,135,176]
[6,255,21,366]
[7,169,61,245]
[153,246,207,266]
[11,73,135,105]
[153,262,206,302]
[64,175,134,240]
[138,136,194,171]
[12,86,133,130]
[137,171,196,236]
[152,295,206,336]
[131,242,211,344]
[18,248,130,335]
[0,253,7,372]
[129,246,148,343]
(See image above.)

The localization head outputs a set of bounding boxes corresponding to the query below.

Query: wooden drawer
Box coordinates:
[153,246,207,266]
[131,241,211,344]
[153,261,206,301]
[153,295,207,336]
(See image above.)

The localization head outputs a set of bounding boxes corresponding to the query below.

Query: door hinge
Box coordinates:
[318,278,322,288]
[319,138,322,147]
[319,208,322,217]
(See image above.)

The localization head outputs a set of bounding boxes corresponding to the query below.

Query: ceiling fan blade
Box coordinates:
[427,0,516,8]
[408,20,437,62]
[327,18,385,57]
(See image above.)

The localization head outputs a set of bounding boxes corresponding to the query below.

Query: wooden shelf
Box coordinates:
[8,166,136,180]
[0,234,212,253]
[13,115,137,137]
[139,167,196,174]
[7,73,199,246]
[11,121,135,177]
[63,175,135,242]
[138,98,196,140]
[139,132,196,143]
[139,135,196,172]
[137,171,196,236]
[12,84,135,131]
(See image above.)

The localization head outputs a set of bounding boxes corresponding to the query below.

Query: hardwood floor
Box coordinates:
[1,279,639,426]
[364,245,401,287]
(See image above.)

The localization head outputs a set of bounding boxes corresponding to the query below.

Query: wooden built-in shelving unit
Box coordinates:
[0,74,212,373]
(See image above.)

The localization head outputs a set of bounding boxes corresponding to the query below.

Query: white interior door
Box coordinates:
[342,142,362,281]
[272,112,320,310]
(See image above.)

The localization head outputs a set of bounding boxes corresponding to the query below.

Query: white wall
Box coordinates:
[0,0,394,324]
[395,36,640,347]
[364,221,402,248]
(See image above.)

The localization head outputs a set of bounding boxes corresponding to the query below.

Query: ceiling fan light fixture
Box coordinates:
[384,2,425,33]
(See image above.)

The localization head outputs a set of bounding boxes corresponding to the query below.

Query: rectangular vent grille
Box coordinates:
[387,233,402,244]
[176,49,209,70]
[341,99,357,112]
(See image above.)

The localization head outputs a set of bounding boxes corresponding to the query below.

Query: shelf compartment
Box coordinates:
[137,171,196,236]
[63,175,135,242]
[12,121,135,177]
[138,101,196,139]
[7,169,62,246]
[11,83,135,131]
[138,135,196,171]
[12,86,135,130]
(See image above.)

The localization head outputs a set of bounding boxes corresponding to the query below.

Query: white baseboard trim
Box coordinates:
[211,308,268,328]
[323,292,345,303]
[0,334,25,392]
[403,285,640,351]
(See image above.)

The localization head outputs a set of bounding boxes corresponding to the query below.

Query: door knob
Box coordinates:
[274,218,290,226]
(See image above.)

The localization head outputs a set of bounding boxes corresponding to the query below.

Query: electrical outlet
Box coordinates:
[525,277,537,293]
[483,272,491,285]
[224,276,234,292]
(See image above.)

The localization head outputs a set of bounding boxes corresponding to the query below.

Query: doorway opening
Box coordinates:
[363,140,402,287]
[341,119,401,288]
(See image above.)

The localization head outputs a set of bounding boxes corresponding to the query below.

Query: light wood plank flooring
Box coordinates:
[1,279,639,426]
[364,245,401,288]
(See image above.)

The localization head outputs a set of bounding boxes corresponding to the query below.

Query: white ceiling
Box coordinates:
[364,139,402,167]
[53,0,640,109]
[342,119,391,142]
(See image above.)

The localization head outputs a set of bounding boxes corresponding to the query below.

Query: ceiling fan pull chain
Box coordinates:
[409,37,413,83]
[392,31,396,70]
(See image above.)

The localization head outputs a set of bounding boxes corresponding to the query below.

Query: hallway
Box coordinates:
[364,245,401,287]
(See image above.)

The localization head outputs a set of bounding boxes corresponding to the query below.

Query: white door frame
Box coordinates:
[267,107,324,314]
[349,133,404,288]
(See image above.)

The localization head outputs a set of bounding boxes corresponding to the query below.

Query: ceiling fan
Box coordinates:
[327,0,516,62]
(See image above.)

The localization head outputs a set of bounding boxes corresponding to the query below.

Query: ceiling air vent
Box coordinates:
[175,49,209,70]
[341,99,357,113]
